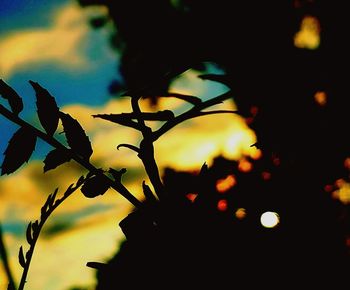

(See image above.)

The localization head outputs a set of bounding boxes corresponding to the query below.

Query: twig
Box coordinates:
[153,90,234,141]
[131,96,165,200]
[17,176,86,290]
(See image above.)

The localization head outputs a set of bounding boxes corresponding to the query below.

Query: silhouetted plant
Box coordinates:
[0,77,235,289]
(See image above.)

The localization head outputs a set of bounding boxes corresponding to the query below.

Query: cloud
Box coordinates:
[0,3,110,77]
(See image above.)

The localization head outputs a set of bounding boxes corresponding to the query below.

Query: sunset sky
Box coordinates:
[0,1,258,289]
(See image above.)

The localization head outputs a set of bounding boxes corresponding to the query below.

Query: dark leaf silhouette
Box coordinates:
[198,74,231,87]
[0,79,23,115]
[81,174,109,198]
[26,222,33,245]
[1,127,37,175]
[199,162,208,176]
[29,80,59,136]
[18,246,26,268]
[59,112,93,160]
[142,92,202,105]
[164,92,202,105]
[43,149,71,172]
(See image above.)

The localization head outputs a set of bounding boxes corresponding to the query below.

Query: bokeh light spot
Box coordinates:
[217,199,228,211]
[260,211,280,228]
[216,174,236,193]
[314,91,327,106]
[294,15,320,49]
[186,193,198,203]
[261,171,272,181]
[235,208,247,220]
[238,159,253,172]
[344,157,350,170]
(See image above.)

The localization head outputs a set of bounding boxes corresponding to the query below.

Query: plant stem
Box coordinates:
[0,104,142,208]
[131,97,165,200]
[0,222,16,290]
[18,180,83,290]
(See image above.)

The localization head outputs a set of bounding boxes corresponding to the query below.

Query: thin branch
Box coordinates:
[117,143,140,154]
[0,222,16,290]
[94,111,174,122]
[17,177,86,290]
[0,104,142,208]
[153,90,233,141]
[196,110,238,117]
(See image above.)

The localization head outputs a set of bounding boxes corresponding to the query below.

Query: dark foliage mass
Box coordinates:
[76,0,350,289]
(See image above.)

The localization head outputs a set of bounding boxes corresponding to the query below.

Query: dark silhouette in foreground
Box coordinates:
[93,156,349,289]
[75,1,350,289]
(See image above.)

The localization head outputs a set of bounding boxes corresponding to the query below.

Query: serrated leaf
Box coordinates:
[48,189,58,207]
[43,148,71,172]
[1,127,37,175]
[81,175,109,198]
[59,112,93,160]
[0,79,24,115]
[199,162,208,176]
[26,222,33,245]
[18,246,26,268]
[29,80,59,136]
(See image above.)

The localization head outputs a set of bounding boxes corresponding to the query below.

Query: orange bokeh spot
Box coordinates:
[235,208,247,219]
[314,91,327,106]
[335,178,345,188]
[344,158,350,170]
[250,148,262,160]
[186,193,198,203]
[238,159,253,172]
[217,199,228,211]
[262,171,272,180]
[216,174,236,193]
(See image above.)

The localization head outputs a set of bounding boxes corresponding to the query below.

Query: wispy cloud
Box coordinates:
[0,3,110,78]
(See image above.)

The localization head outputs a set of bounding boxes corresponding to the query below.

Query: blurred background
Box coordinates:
[0,0,349,289]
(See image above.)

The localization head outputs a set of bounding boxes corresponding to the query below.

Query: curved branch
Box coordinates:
[17,176,91,290]
[117,143,140,154]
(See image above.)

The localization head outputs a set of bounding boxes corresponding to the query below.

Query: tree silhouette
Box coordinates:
[77,0,350,288]
[1,0,350,289]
